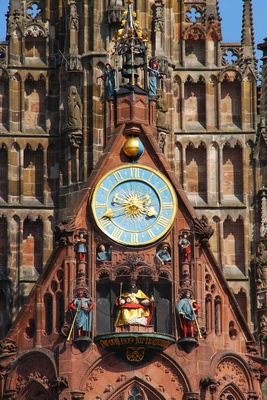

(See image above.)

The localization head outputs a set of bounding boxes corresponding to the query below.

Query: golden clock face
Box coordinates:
[91,164,177,246]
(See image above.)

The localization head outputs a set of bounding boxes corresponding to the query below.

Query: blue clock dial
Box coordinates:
[91,165,177,245]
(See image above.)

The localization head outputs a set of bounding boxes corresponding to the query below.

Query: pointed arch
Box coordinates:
[184,77,206,129]
[214,295,222,335]
[21,217,43,288]
[222,142,243,202]
[223,215,245,276]
[211,353,255,396]
[184,26,206,67]
[220,70,242,128]
[81,353,191,399]
[234,287,248,321]
[4,349,57,398]
[107,376,168,400]
[18,379,52,400]
[23,145,43,200]
[205,293,213,332]
[24,25,46,61]
[185,141,207,202]
[219,383,246,400]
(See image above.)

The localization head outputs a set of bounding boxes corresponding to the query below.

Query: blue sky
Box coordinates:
[0,0,266,62]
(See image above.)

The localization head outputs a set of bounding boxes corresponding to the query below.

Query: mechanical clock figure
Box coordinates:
[91,165,177,245]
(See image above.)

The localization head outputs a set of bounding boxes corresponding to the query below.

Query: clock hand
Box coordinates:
[147,206,157,217]
[101,208,114,218]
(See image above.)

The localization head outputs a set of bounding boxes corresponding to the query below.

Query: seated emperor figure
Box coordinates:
[114,282,154,327]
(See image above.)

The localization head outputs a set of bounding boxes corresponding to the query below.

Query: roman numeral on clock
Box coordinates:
[157,216,169,228]
[112,227,123,239]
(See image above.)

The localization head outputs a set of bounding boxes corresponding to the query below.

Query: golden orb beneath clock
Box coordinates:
[123,137,144,159]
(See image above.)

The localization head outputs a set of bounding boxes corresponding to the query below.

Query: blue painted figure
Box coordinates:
[96,244,111,261]
[70,288,94,336]
[156,244,171,265]
[98,63,116,97]
[147,61,162,97]
[176,291,200,338]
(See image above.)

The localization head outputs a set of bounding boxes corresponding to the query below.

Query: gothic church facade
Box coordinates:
[0,0,267,399]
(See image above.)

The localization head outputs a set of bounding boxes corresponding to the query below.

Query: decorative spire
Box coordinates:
[112,0,149,87]
[241,0,256,68]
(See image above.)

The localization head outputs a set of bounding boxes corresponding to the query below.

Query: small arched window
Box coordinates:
[44,293,53,335]
[215,296,222,334]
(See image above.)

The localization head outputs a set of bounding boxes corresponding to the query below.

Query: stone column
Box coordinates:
[181,81,185,131]
[218,146,223,204]
[19,149,24,204]
[21,79,25,133]
[43,147,48,205]
[217,80,221,130]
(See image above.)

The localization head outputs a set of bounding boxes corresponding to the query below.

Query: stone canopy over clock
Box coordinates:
[91,164,177,246]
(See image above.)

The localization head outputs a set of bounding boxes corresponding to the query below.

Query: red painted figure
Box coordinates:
[179,233,191,262]
[75,233,87,261]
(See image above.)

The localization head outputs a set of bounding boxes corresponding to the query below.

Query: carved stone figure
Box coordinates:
[256,242,267,289]
[65,85,83,131]
[259,315,267,358]
[156,89,168,127]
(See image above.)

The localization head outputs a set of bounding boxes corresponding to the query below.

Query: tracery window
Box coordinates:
[128,386,143,400]
[215,296,222,334]
[44,293,53,335]
[205,295,212,332]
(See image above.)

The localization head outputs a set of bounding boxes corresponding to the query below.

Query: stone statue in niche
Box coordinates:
[158,132,166,153]
[156,89,170,133]
[179,232,191,262]
[64,85,83,147]
[75,233,87,261]
[256,242,267,289]
[65,85,83,130]
[259,315,267,358]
